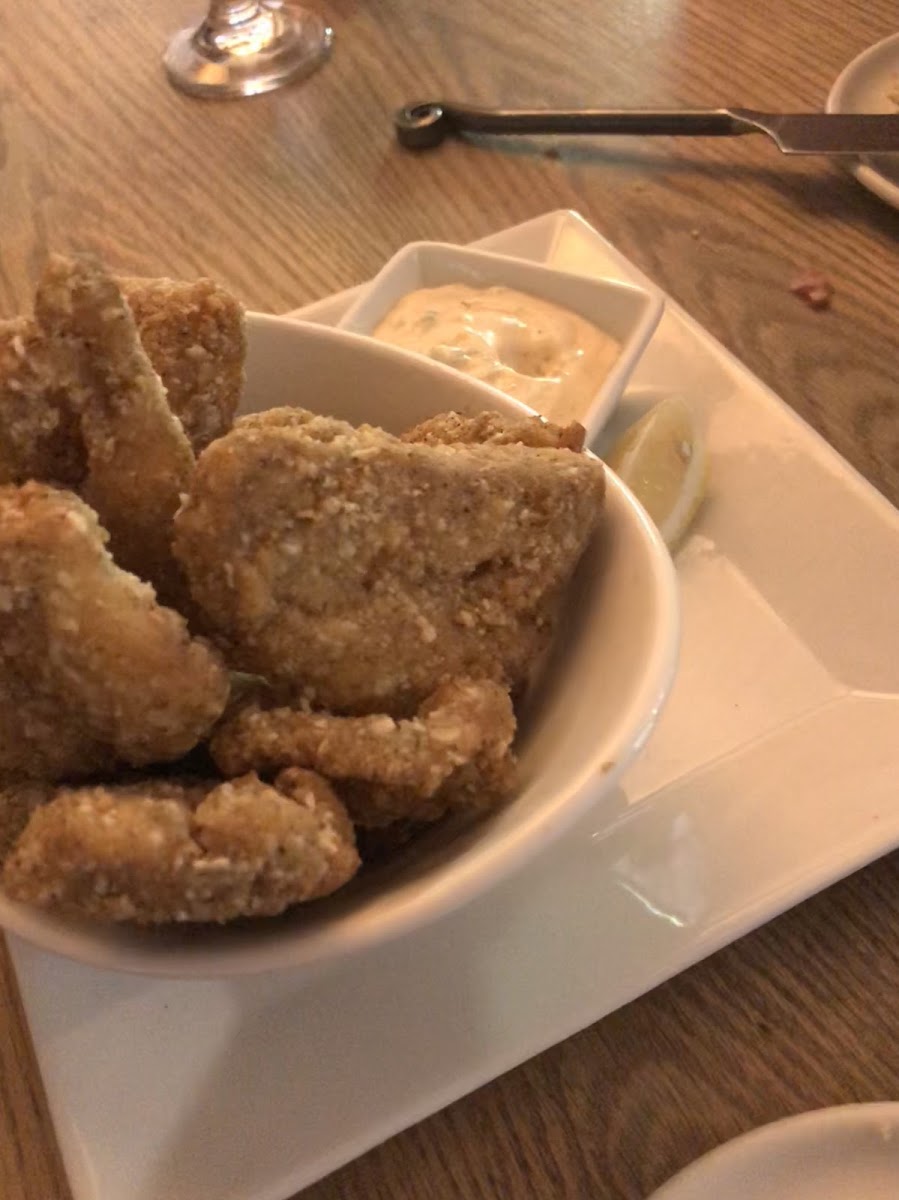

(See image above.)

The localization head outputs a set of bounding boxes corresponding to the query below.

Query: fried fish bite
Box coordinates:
[0,483,229,782]
[211,677,516,794]
[1,770,359,923]
[337,749,518,829]
[403,410,586,451]
[34,254,195,604]
[0,781,49,862]
[121,276,245,453]
[174,408,605,714]
[1,271,242,488]
[211,675,519,830]
[0,316,85,487]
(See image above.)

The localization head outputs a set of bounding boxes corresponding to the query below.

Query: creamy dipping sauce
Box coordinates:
[372,284,621,425]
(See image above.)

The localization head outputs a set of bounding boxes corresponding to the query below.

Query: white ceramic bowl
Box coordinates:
[0,315,679,978]
[826,32,899,212]
[336,241,664,442]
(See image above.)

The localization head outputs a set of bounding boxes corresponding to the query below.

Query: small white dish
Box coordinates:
[336,240,663,441]
[0,314,679,978]
[649,1104,899,1200]
[827,32,899,210]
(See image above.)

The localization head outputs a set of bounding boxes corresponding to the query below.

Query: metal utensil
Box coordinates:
[395,102,899,155]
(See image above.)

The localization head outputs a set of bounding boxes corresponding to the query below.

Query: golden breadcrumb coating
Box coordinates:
[0,483,229,781]
[121,276,245,452]
[0,316,85,487]
[174,408,605,715]
[34,254,195,605]
[0,781,50,862]
[337,749,518,828]
[1,272,243,489]
[402,410,586,451]
[211,677,515,796]
[1,770,359,924]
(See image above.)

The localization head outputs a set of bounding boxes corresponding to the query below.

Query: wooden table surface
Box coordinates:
[1,1,898,1197]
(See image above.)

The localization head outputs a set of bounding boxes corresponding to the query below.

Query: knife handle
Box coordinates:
[395,102,760,149]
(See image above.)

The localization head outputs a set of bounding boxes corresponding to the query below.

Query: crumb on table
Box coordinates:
[789,269,834,311]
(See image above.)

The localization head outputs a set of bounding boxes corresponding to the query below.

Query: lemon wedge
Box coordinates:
[605,395,707,548]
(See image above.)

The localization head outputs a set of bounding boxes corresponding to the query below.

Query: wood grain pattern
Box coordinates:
[0,1,897,1197]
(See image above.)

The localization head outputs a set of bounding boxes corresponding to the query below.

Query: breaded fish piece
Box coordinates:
[0,781,49,862]
[211,677,516,796]
[1,770,359,924]
[212,673,519,830]
[174,408,605,714]
[121,276,245,452]
[0,316,85,487]
[337,749,518,829]
[403,410,586,451]
[0,483,229,781]
[34,254,195,605]
[1,274,242,486]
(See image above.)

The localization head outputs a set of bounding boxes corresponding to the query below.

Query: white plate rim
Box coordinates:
[649,1103,899,1199]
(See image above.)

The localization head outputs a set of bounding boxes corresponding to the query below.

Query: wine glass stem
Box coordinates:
[165,0,331,98]
[206,1,267,33]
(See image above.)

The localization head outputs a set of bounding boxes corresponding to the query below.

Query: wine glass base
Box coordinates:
[164,5,333,99]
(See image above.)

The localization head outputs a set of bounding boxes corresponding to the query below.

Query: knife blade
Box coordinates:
[395,102,899,155]
[733,109,899,154]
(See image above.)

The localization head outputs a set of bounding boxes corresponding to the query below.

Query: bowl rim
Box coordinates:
[0,314,680,978]
[336,240,665,441]
[825,31,899,211]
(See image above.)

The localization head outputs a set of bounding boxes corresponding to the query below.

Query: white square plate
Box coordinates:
[7,210,899,1200]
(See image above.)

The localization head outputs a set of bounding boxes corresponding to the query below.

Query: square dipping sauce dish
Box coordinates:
[337,241,664,442]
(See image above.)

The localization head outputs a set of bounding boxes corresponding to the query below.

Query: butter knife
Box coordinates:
[395,102,899,154]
